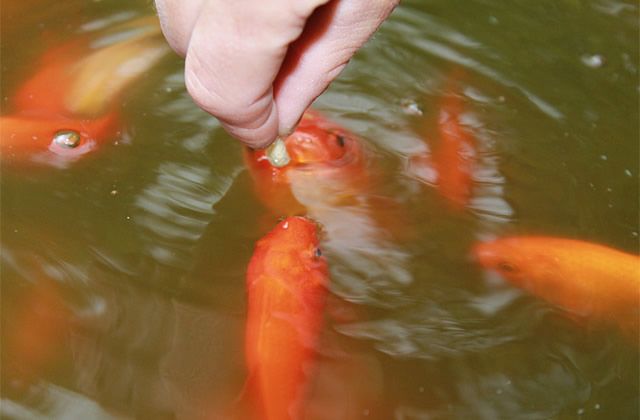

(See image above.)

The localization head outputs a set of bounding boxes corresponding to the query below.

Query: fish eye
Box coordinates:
[314,248,322,258]
[53,130,82,148]
[335,135,345,147]
[498,262,517,273]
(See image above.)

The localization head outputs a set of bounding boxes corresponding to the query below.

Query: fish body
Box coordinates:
[433,90,476,208]
[407,76,476,209]
[12,41,84,116]
[473,236,640,332]
[4,279,70,387]
[243,110,369,215]
[245,216,329,419]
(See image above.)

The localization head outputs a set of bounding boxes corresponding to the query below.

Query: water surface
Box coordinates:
[1,0,638,419]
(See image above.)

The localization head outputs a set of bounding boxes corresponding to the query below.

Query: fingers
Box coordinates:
[155,0,206,56]
[183,0,331,147]
[274,0,399,135]
[154,0,396,148]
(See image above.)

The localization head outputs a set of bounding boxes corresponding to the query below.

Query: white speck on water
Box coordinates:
[165,87,173,93]
[400,98,423,116]
[577,408,585,415]
[599,154,608,161]
[581,54,605,68]
[110,190,118,196]
[624,169,632,177]
[632,231,638,238]
[125,216,130,220]
[496,389,503,395]
[488,15,499,25]
[498,95,505,103]
[594,403,601,410]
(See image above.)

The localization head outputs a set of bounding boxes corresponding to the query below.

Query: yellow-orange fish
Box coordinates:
[473,236,640,335]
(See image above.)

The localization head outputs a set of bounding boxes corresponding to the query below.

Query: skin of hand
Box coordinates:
[154,0,399,148]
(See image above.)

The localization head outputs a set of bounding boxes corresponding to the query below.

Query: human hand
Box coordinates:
[155,0,398,148]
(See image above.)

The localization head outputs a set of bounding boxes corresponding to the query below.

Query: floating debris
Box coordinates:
[581,54,605,68]
[400,98,423,116]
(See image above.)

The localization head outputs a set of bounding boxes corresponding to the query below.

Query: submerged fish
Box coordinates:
[1,16,168,163]
[408,77,477,209]
[473,236,640,335]
[4,279,71,388]
[244,216,329,419]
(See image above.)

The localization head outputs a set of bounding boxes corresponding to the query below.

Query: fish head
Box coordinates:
[283,111,354,165]
[244,110,359,171]
[472,238,535,287]
[473,236,574,296]
[1,113,118,164]
[253,216,329,291]
[243,110,366,214]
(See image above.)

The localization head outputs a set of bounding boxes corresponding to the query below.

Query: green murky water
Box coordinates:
[1,1,638,418]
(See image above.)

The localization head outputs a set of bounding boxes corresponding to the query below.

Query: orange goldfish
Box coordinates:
[473,236,640,335]
[244,216,329,419]
[243,109,370,216]
[1,16,168,163]
[408,79,477,209]
[3,278,71,388]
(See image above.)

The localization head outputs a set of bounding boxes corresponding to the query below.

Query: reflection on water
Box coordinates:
[1,0,638,419]
[68,259,245,419]
[133,161,239,268]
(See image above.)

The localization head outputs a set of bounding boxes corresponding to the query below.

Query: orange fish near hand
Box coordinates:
[244,216,329,419]
[408,79,477,209]
[243,109,370,216]
[473,236,640,337]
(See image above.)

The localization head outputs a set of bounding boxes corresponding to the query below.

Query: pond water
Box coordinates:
[1,0,638,419]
